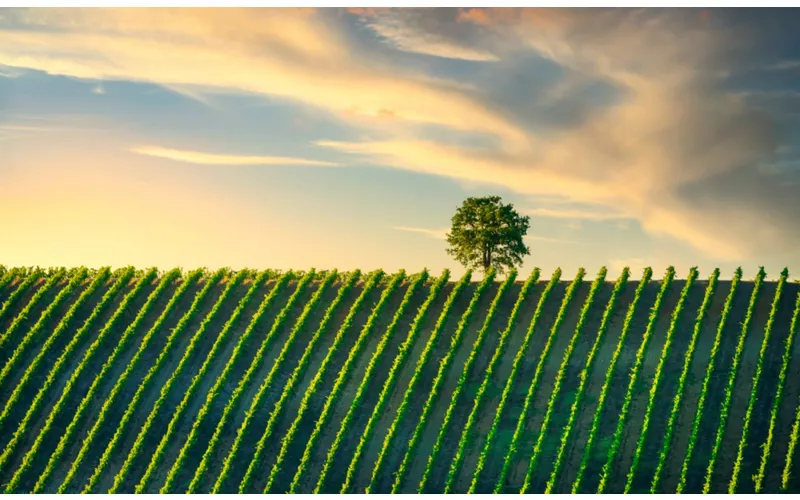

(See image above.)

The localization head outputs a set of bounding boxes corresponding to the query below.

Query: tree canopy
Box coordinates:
[445,196,530,274]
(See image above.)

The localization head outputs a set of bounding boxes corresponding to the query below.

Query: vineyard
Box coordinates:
[1,264,800,494]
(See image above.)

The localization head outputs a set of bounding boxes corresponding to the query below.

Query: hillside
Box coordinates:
[0,265,798,494]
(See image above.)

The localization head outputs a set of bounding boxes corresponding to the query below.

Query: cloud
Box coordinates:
[523,207,629,221]
[351,9,499,61]
[130,145,339,167]
[0,8,525,145]
[91,83,105,94]
[763,60,800,71]
[525,234,579,244]
[0,64,25,78]
[392,226,449,240]
[2,8,799,262]
[319,9,800,261]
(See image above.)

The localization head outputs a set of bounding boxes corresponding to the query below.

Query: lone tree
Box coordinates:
[445,196,531,274]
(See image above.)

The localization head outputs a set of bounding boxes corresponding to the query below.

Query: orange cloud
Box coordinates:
[0,8,525,145]
[345,7,391,18]
[456,8,573,30]
[130,145,339,167]
[456,8,492,26]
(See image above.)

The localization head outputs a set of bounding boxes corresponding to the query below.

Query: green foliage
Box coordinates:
[58,268,205,494]
[0,267,109,441]
[1,263,794,493]
[417,268,517,493]
[494,268,585,493]
[469,268,560,493]
[596,266,676,494]
[675,268,741,494]
[341,270,449,493]
[108,269,250,493]
[729,269,788,493]
[546,267,630,494]
[702,268,765,494]
[4,267,154,493]
[367,270,472,493]
[0,267,22,295]
[0,267,133,479]
[187,271,295,493]
[175,272,352,494]
[0,268,46,342]
[391,268,496,493]
[235,271,340,493]
[253,271,385,495]
[650,269,719,493]
[204,270,317,493]
[286,271,406,494]
[0,268,86,389]
[0,268,67,353]
[32,269,181,493]
[521,267,605,493]
[82,269,226,493]
[312,270,429,494]
[444,268,540,493]
[445,196,530,274]
[251,272,360,493]
[766,289,800,491]
[623,267,699,493]
[150,269,280,493]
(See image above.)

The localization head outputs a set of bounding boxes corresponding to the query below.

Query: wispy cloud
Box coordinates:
[318,9,799,261]
[763,59,800,71]
[130,146,339,167]
[523,207,629,221]
[525,234,579,244]
[2,8,799,263]
[0,64,25,78]
[0,8,524,145]
[392,226,449,240]
[351,9,499,62]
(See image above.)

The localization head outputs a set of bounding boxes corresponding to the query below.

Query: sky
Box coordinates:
[1,7,800,280]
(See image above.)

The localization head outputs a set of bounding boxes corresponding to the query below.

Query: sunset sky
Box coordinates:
[2,7,799,279]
